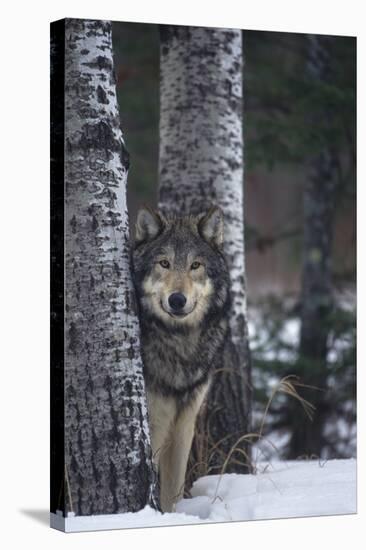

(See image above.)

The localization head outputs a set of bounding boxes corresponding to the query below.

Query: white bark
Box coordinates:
[58,18,157,516]
[159,26,251,474]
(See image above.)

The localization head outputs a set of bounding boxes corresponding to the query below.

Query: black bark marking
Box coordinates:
[121,141,130,170]
[128,337,136,360]
[108,460,119,513]
[97,84,109,104]
[91,214,98,231]
[78,120,120,154]
[70,215,77,234]
[68,322,79,354]
[82,55,113,71]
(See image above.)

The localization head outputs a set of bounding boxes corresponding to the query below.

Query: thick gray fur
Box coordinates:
[131,207,232,511]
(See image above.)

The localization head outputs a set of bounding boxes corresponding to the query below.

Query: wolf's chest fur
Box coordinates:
[140,314,228,404]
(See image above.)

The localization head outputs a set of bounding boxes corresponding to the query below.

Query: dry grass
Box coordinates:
[186,374,317,496]
[64,463,74,514]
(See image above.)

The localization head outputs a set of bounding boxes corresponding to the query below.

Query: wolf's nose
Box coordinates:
[168,292,187,312]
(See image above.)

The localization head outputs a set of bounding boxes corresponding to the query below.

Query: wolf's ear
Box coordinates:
[135,206,165,245]
[198,206,224,248]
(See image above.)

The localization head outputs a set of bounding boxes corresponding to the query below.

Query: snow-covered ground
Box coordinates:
[51,458,356,532]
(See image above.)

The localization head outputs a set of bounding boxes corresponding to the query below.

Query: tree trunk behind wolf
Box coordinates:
[158,26,252,478]
[51,18,158,516]
[287,35,338,459]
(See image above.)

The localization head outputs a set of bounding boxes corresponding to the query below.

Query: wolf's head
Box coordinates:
[132,206,230,328]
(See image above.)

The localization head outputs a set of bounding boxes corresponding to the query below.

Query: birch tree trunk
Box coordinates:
[287,35,338,458]
[51,18,158,517]
[159,26,251,477]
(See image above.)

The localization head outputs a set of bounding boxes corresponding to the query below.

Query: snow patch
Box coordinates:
[51,459,356,532]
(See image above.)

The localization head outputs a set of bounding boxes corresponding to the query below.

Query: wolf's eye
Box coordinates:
[191,261,201,270]
[159,259,170,269]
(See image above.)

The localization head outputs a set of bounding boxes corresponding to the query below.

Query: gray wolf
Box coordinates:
[132,205,231,512]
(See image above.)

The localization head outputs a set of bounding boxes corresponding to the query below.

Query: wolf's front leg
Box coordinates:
[159,385,209,512]
[146,391,176,467]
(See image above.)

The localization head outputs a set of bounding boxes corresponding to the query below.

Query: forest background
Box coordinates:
[112,23,356,461]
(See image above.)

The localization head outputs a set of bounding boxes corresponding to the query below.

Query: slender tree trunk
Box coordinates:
[159,25,251,477]
[52,18,158,516]
[287,35,338,459]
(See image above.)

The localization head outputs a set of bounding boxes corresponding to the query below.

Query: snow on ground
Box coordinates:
[51,458,356,532]
[177,458,356,522]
